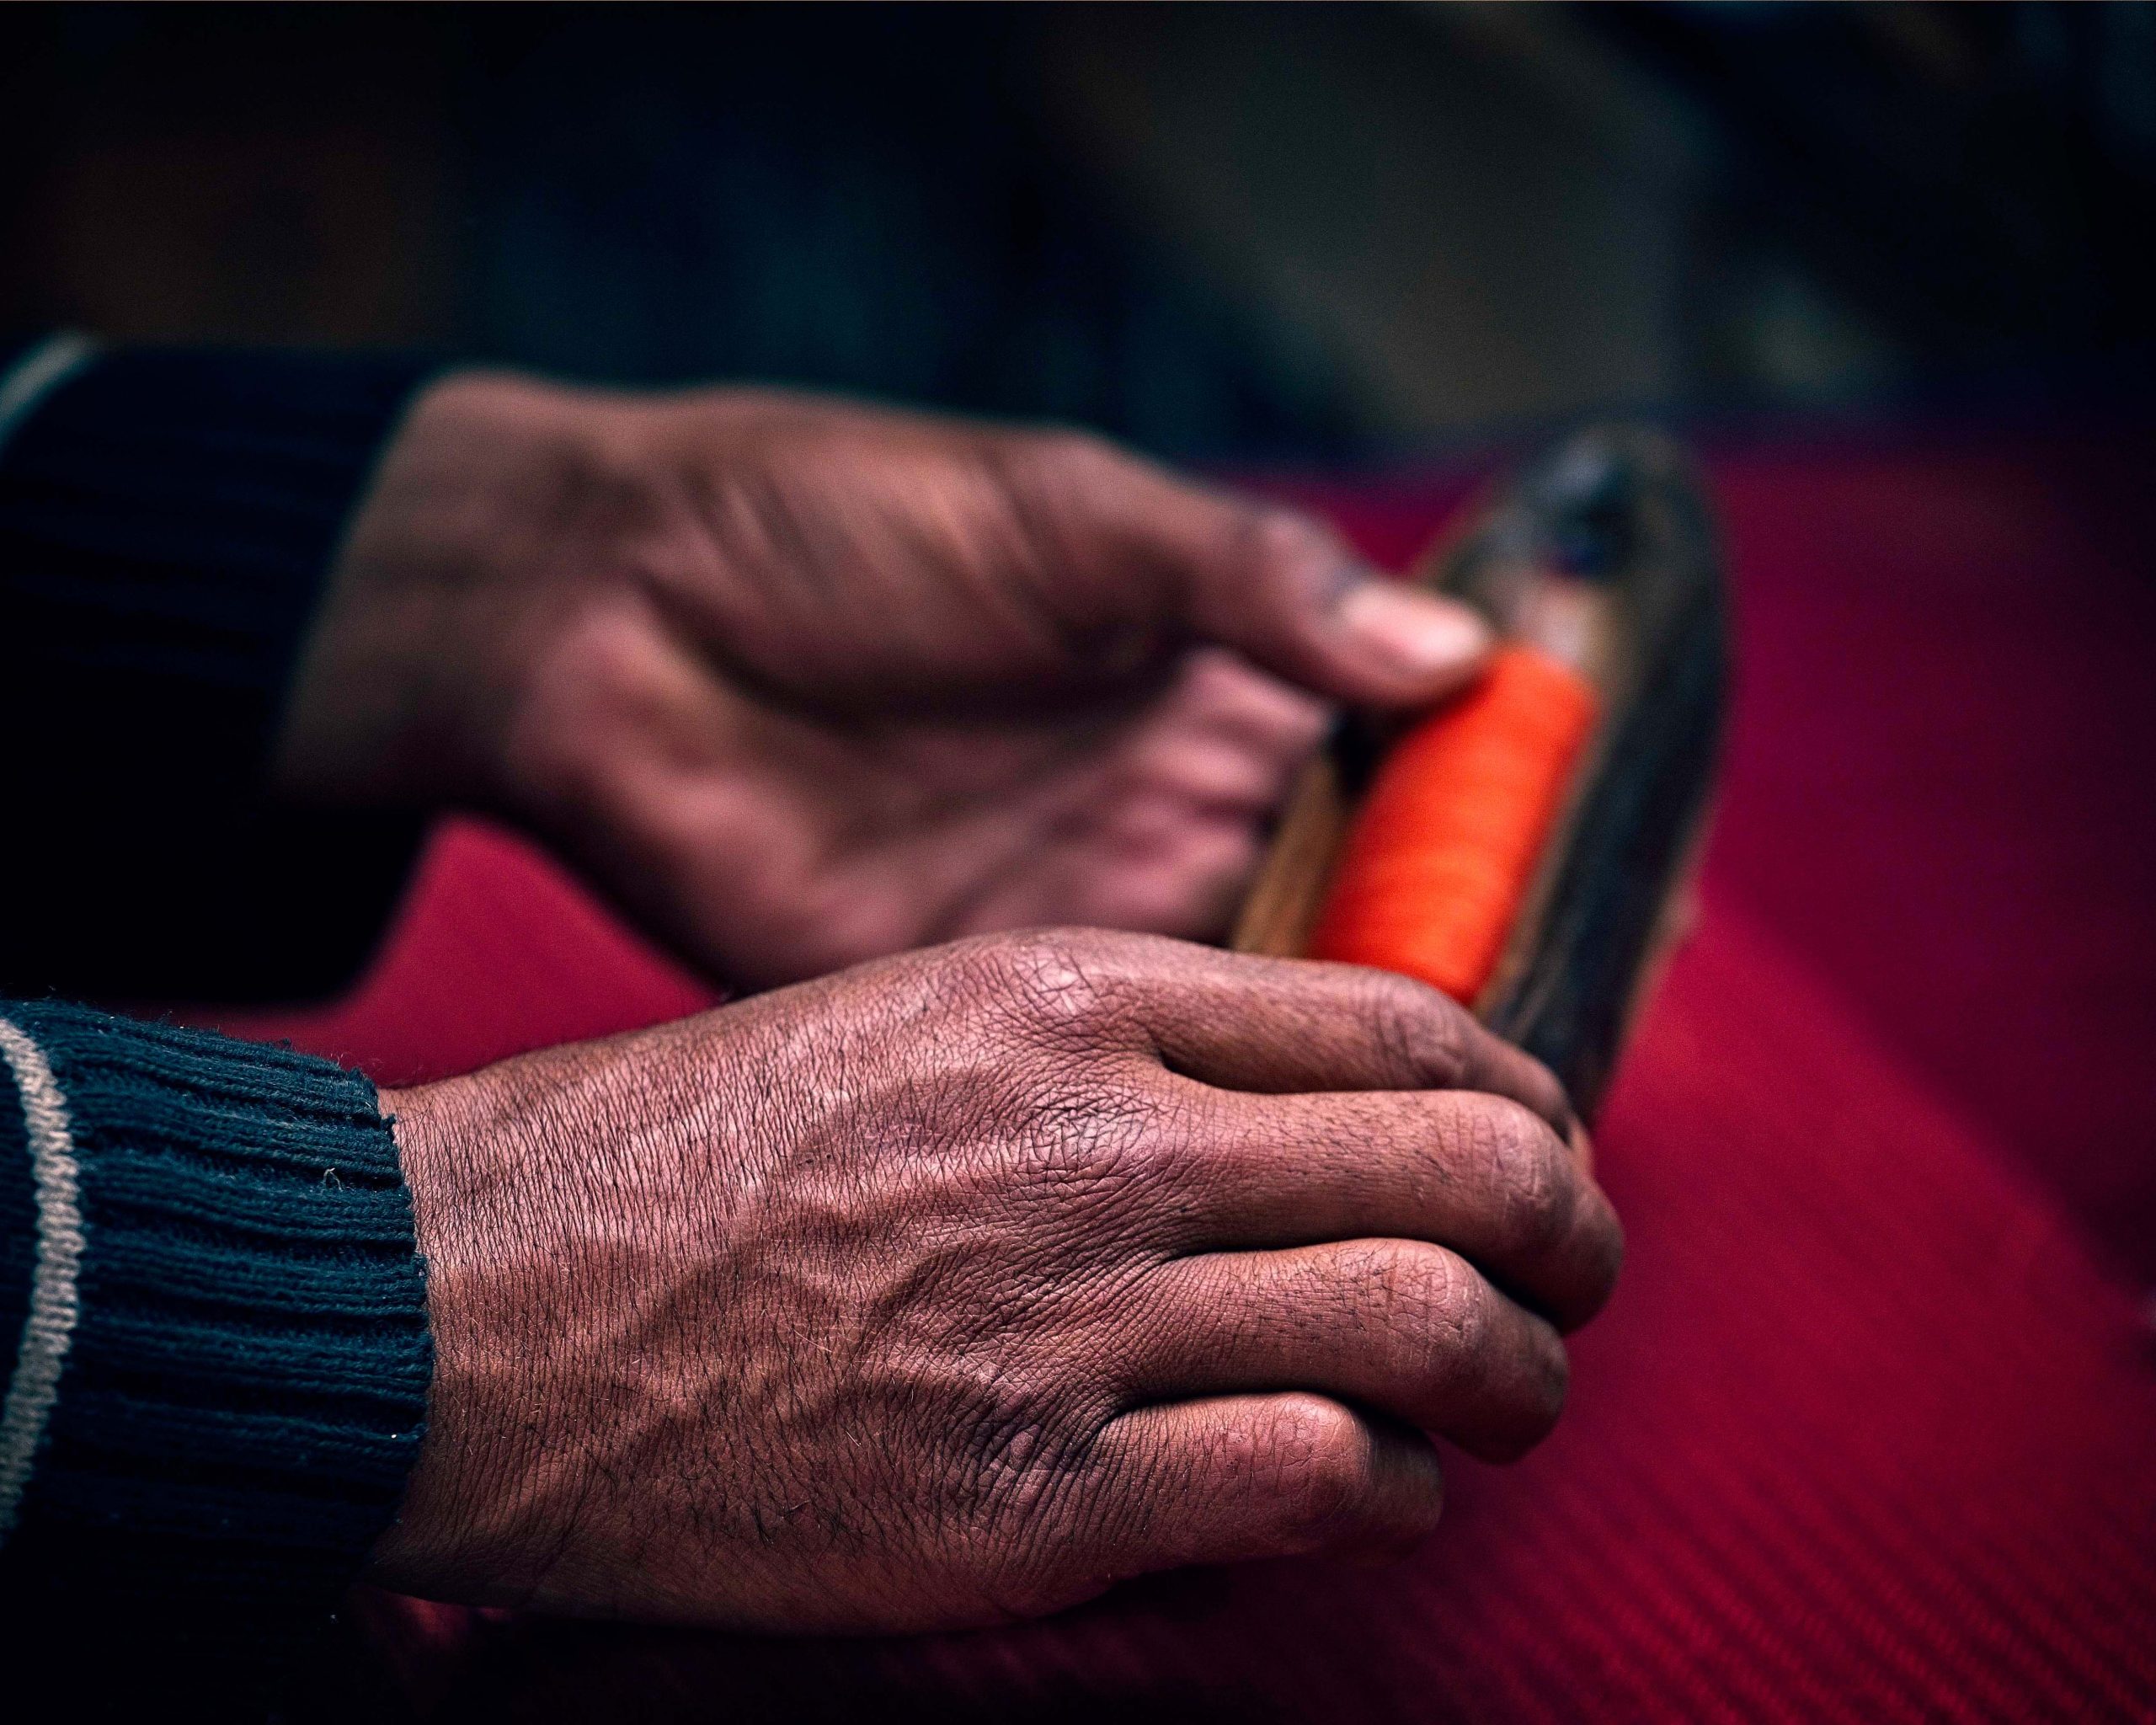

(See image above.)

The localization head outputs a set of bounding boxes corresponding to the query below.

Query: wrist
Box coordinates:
[366,1072,530,1601]
[272,371,644,815]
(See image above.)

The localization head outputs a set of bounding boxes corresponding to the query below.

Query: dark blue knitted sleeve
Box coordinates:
[0,337,444,1702]
[0,335,445,1001]
[0,998,430,1694]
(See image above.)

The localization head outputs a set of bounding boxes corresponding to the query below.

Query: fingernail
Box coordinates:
[1335,581,1492,683]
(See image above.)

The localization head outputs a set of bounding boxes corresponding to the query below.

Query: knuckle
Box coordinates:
[1495,1325,1572,1461]
[1404,1246,1492,1362]
[1341,1242,1487,1386]
[1550,1168,1626,1328]
[1471,1098,1577,1258]
[939,1375,1132,1621]
[946,1375,1107,1535]
[1356,969,1474,1084]
[1520,1049,1572,1122]
[1009,1079,1185,1226]
[971,929,1118,1034]
[1119,1096,1204,1187]
[1262,1397,1378,1545]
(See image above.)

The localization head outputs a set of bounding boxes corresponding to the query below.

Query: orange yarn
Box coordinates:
[1307,645,1598,1004]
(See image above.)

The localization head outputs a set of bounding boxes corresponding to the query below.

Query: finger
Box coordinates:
[1119,650,1329,816]
[1017,435,1492,708]
[905,653,1323,945]
[987,660,1324,938]
[1174,1088,1622,1329]
[971,807,1263,943]
[1080,1393,1445,1575]
[1059,933,1571,1134]
[1139,1241,1572,1461]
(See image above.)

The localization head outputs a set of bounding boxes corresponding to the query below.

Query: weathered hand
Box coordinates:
[366,928,1621,1630]
[282,377,1490,985]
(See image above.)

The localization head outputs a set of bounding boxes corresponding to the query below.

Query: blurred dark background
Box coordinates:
[3,1,2153,458]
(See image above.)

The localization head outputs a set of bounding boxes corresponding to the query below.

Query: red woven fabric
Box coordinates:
[1707,436,2156,1282]
[219,431,2156,1720]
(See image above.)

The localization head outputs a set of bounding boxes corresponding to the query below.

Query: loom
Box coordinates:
[1234,427,1729,1117]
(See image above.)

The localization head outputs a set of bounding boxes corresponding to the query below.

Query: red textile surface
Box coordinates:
[221,431,2156,1719]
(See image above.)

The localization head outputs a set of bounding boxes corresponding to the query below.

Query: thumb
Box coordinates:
[1185,502,1493,708]
[1013,430,1490,707]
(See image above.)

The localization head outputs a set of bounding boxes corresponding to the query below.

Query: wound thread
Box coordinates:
[1307,645,1599,1004]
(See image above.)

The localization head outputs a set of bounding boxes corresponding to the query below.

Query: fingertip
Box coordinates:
[1100,1392,1446,1573]
[1577,1179,1627,1327]
[1460,1025,1575,1145]
[1331,582,1493,704]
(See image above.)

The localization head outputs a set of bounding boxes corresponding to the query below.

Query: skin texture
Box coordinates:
[280,377,1493,986]
[280,375,1622,1626]
[369,929,1621,1630]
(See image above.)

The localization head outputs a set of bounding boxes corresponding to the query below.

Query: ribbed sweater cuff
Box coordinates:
[0,1000,429,1664]
[0,343,443,999]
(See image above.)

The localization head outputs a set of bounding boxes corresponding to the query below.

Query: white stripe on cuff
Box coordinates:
[0,1017,87,1542]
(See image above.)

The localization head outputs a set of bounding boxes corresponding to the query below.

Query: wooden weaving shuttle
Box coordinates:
[1233,425,1729,1117]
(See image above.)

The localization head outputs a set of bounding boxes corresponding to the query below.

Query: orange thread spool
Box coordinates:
[1307,645,1599,1004]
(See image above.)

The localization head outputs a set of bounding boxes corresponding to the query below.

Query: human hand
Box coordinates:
[280,377,1490,986]
[366,928,1620,1629]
